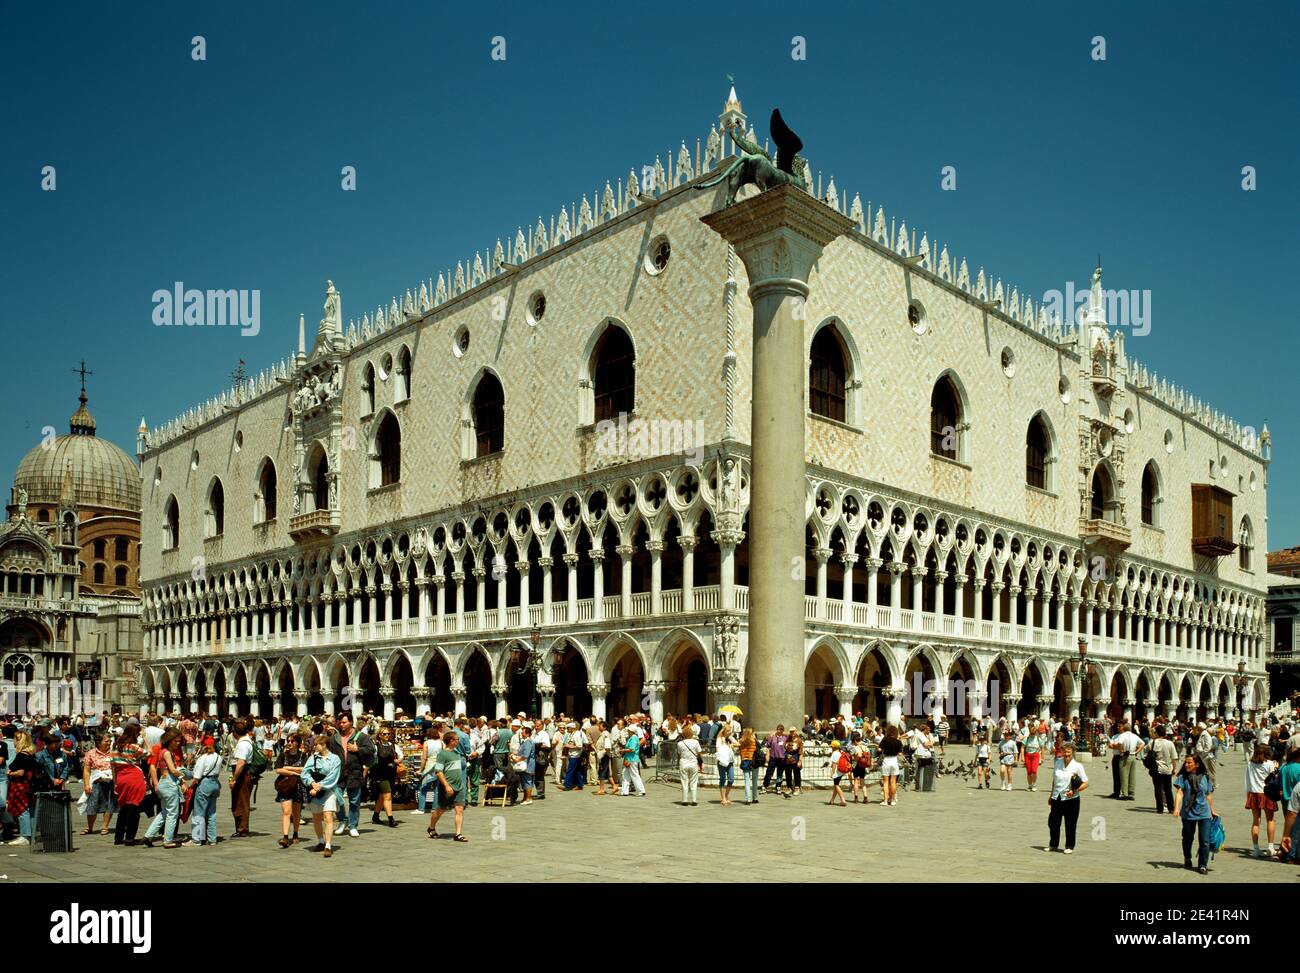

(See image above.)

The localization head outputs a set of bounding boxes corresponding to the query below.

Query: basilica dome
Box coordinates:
[13,391,141,513]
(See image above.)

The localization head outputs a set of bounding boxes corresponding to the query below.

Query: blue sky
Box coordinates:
[3,1,1297,545]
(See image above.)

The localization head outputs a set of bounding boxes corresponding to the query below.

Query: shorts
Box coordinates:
[439,785,467,810]
[852,766,868,779]
[374,779,392,795]
[1024,752,1041,773]
[599,755,612,779]
[1245,792,1277,813]
[519,772,534,792]
[880,756,900,777]
[307,792,338,815]
[977,757,989,767]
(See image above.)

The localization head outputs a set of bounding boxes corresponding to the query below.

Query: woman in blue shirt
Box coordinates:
[301,734,342,858]
[1172,752,1216,874]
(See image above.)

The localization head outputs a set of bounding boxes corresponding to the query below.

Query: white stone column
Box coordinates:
[679,537,697,611]
[591,550,605,622]
[617,544,635,618]
[717,530,741,611]
[835,684,857,720]
[590,683,609,720]
[495,555,508,630]
[910,567,924,630]
[474,568,487,631]
[866,558,882,614]
[647,543,663,615]
[563,554,579,621]
[492,685,508,720]
[814,547,831,618]
[701,186,851,735]
[841,553,858,620]
[538,557,554,623]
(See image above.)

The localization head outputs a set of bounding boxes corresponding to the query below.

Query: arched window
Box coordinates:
[310,447,330,512]
[930,375,962,459]
[93,563,105,584]
[93,538,106,559]
[363,362,376,415]
[472,373,505,457]
[1141,461,1160,526]
[592,326,635,422]
[205,479,225,537]
[396,346,412,402]
[373,411,402,487]
[163,497,179,550]
[2,654,35,685]
[114,537,129,561]
[809,325,848,423]
[1239,517,1253,571]
[257,459,278,523]
[115,565,128,587]
[1026,415,1050,489]
[1090,465,1115,522]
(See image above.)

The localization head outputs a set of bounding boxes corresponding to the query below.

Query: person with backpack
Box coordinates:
[227,719,256,839]
[848,731,872,803]
[1244,743,1280,859]
[1172,751,1216,874]
[828,739,849,806]
[737,727,760,805]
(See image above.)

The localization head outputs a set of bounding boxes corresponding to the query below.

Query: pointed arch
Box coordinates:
[930,370,969,462]
[464,367,505,458]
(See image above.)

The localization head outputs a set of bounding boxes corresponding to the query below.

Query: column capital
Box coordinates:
[813,547,833,565]
[514,560,531,573]
[645,541,665,555]
[562,552,580,566]
[536,556,554,569]
[712,529,745,548]
[587,682,610,696]
[700,183,855,292]
[887,561,907,576]
[615,545,636,559]
[490,683,508,696]
[838,552,859,567]
[678,536,698,552]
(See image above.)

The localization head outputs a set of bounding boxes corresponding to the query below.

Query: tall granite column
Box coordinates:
[702,183,852,735]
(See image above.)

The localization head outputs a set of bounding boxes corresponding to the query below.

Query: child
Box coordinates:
[976,737,991,789]
[999,730,1017,791]
[828,742,848,807]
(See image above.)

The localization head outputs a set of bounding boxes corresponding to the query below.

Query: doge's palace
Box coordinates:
[135,90,1271,731]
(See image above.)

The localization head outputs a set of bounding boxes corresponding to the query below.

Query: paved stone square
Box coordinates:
[3,745,1294,884]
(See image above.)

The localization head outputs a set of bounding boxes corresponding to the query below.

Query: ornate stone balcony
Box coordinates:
[288,508,340,540]
[1079,517,1131,551]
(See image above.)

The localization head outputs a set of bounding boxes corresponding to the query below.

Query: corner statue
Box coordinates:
[696,108,809,206]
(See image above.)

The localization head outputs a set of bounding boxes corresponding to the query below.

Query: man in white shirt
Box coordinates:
[1108,721,1145,800]
[143,715,164,749]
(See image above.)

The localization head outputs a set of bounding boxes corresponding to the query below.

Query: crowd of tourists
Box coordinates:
[2,705,1297,876]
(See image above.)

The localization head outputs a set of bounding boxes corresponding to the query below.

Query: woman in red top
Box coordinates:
[111,723,149,846]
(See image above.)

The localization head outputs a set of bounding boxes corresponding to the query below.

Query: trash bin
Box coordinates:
[32,790,74,853]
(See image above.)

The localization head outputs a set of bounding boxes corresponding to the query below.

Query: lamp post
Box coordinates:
[1069,638,1091,752]
[1233,660,1247,723]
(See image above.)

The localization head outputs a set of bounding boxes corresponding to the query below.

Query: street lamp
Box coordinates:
[1233,660,1248,722]
[1070,638,1092,751]
[509,626,558,676]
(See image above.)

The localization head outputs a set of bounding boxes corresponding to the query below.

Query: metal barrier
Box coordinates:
[645,741,914,790]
